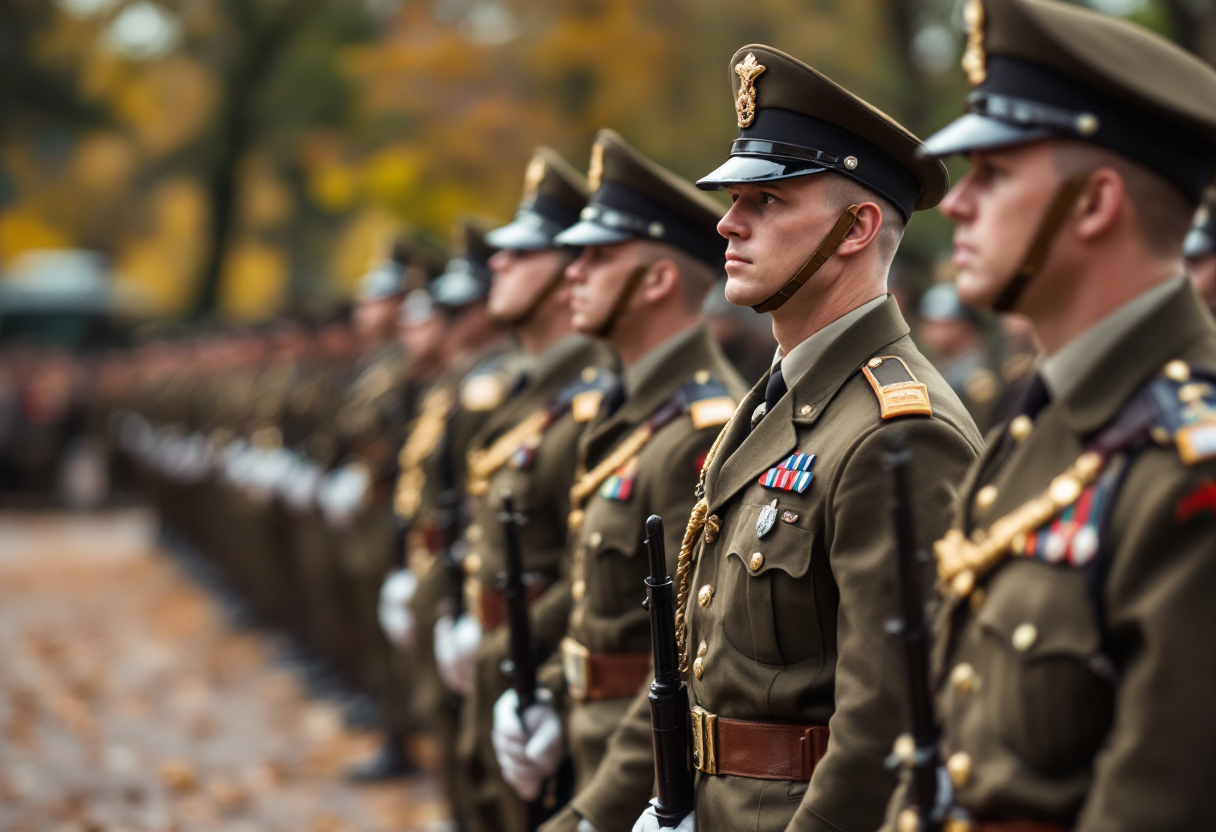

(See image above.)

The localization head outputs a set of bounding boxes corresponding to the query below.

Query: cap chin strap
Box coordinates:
[751,204,861,314]
[992,173,1091,313]
[501,262,568,328]
[595,261,652,339]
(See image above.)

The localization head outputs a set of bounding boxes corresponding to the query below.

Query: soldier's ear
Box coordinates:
[639,258,682,305]
[834,201,884,258]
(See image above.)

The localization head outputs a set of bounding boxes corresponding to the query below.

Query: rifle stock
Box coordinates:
[884,430,943,832]
[644,514,695,826]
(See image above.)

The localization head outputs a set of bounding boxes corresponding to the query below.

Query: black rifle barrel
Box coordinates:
[644,514,695,826]
[499,491,538,711]
[885,430,941,831]
[438,487,464,618]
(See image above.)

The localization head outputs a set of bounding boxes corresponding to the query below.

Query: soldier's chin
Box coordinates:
[954,270,1001,312]
[723,273,768,308]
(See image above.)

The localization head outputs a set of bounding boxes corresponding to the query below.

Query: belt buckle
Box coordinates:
[561,637,591,702]
[690,706,717,774]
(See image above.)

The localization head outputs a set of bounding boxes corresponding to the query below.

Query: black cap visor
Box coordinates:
[696,154,828,190]
[553,220,633,248]
[921,112,1055,158]
[486,209,564,251]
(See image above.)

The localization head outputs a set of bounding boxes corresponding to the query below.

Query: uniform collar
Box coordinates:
[623,324,702,398]
[776,294,887,387]
[1040,277,1182,402]
[1053,279,1214,435]
[706,296,910,511]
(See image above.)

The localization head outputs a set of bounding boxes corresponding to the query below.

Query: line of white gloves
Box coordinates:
[377,568,419,649]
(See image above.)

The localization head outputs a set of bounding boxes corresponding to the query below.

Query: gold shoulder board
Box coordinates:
[461,373,506,412]
[862,356,932,419]
[571,390,603,423]
[689,396,736,430]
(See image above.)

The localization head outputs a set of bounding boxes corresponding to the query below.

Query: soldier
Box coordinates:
[882,1,1216,829]
[1184,193,1216,313]
[389,222,519,831]
[918,282,1004,432]
[491,129,748,827]
[429,147,615,832]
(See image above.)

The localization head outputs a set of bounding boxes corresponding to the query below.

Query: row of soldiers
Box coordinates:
[115,2,1216,831]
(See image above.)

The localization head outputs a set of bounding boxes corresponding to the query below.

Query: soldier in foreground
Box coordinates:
[492,129,746,829]
[884,1,1216,829]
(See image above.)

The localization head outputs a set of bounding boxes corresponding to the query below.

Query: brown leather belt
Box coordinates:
[690,706,829,781]
[478,577,550,629]
[560,638,651,702]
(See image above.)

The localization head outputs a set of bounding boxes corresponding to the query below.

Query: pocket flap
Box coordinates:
[976,561,1100,660]
[726,503,813,579]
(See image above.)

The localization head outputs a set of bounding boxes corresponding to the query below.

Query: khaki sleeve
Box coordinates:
[571,679,657,832]
[1077,465,1216,831]
[790,419,974,832]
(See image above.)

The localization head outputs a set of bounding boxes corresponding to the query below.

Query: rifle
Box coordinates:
[437,486,465,618]
[883,430,943,832]
[498,491,554,831]
[643,514,695,826]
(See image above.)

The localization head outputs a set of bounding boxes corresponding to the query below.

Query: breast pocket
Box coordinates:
[719,502,820,666]
[582,500,647,618]
[970,562,1115,774]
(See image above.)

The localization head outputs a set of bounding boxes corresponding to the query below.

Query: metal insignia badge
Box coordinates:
[587,141,604,192]
[961,0,987,85]
[756,499,778,538]
[734,53,766,128]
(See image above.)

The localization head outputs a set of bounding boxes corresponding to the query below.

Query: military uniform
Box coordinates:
[880,2,1216,830]
[555,46,985,832]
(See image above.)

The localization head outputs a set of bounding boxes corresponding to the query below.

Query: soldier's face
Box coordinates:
[718,176,838,307]
[565,240,644,335]
[940,143,1061,310]
[487,248,573,322]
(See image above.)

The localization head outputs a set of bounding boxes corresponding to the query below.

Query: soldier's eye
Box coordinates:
[760,192,777,205]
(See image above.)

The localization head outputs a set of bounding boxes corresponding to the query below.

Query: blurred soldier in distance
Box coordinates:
[918,281,1004,432]
[1184,194,1216,313]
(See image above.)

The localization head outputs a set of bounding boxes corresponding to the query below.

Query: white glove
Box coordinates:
[491,687,565,800]
[280,455,323,514]
[378,569,419,649]
[632,800,696,832]
[317,462,371,529]
[433,614,481,696]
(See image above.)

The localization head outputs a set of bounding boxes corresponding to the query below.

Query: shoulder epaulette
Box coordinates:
[861,355,932,419]
[555,365,618,423]
[460,353,523,412]
[1143,360,1216,465]
[675,370,737,430]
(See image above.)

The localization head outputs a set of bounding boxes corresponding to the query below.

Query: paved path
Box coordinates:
[0,509,444,832]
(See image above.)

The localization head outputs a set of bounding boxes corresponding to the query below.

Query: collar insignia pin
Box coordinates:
[756,499,778,538]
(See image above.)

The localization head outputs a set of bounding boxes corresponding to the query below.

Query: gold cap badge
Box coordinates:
[523,155,546,199]
[587,141,604,192]
[734,53,767,128]
[962,0,987,85]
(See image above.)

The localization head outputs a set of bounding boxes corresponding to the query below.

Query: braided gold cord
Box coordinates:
[675,421,731,672]
[467,409,550,496]
[392,386,455,521]
[568,425,653,512]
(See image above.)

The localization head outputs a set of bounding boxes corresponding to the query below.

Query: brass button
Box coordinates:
[692,657,705,679]
[466,524,483,543]
[572,580,586,601]
[974,485,998,510]
[897,808,920,832]
[749,552,764,570]
[695,369,710,384]
[1012,622,1038,652]
[581,366,598,382]
[588,531,603,547]
[1009,414,1033,441]
[697,640,708,658]
[950,662,976,695]
[892,733,915,764]
[800,405,813,416]
[946,751,972,787]
[463,553,481,575]
[698,584,714,608]
[1164,359,1191,382]
[868,357,883,368]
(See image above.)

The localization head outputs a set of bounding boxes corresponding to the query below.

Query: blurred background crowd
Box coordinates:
[4,0,1216,822]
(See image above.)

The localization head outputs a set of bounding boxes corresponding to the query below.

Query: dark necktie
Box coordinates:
[601,381,626,419]
[750,364,787,432]
[1015,372,1051,421]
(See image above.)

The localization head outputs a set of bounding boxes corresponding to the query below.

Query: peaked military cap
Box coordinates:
[487,147,589,251]
[925,0,1216,202]
[696,45,948,220]
[431,219,497,309]
[554,129,727,268]
[356,261,407,302]
[1185,196,1216,258]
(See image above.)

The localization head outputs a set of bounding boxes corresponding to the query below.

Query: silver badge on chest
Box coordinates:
[756,499,778,538]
